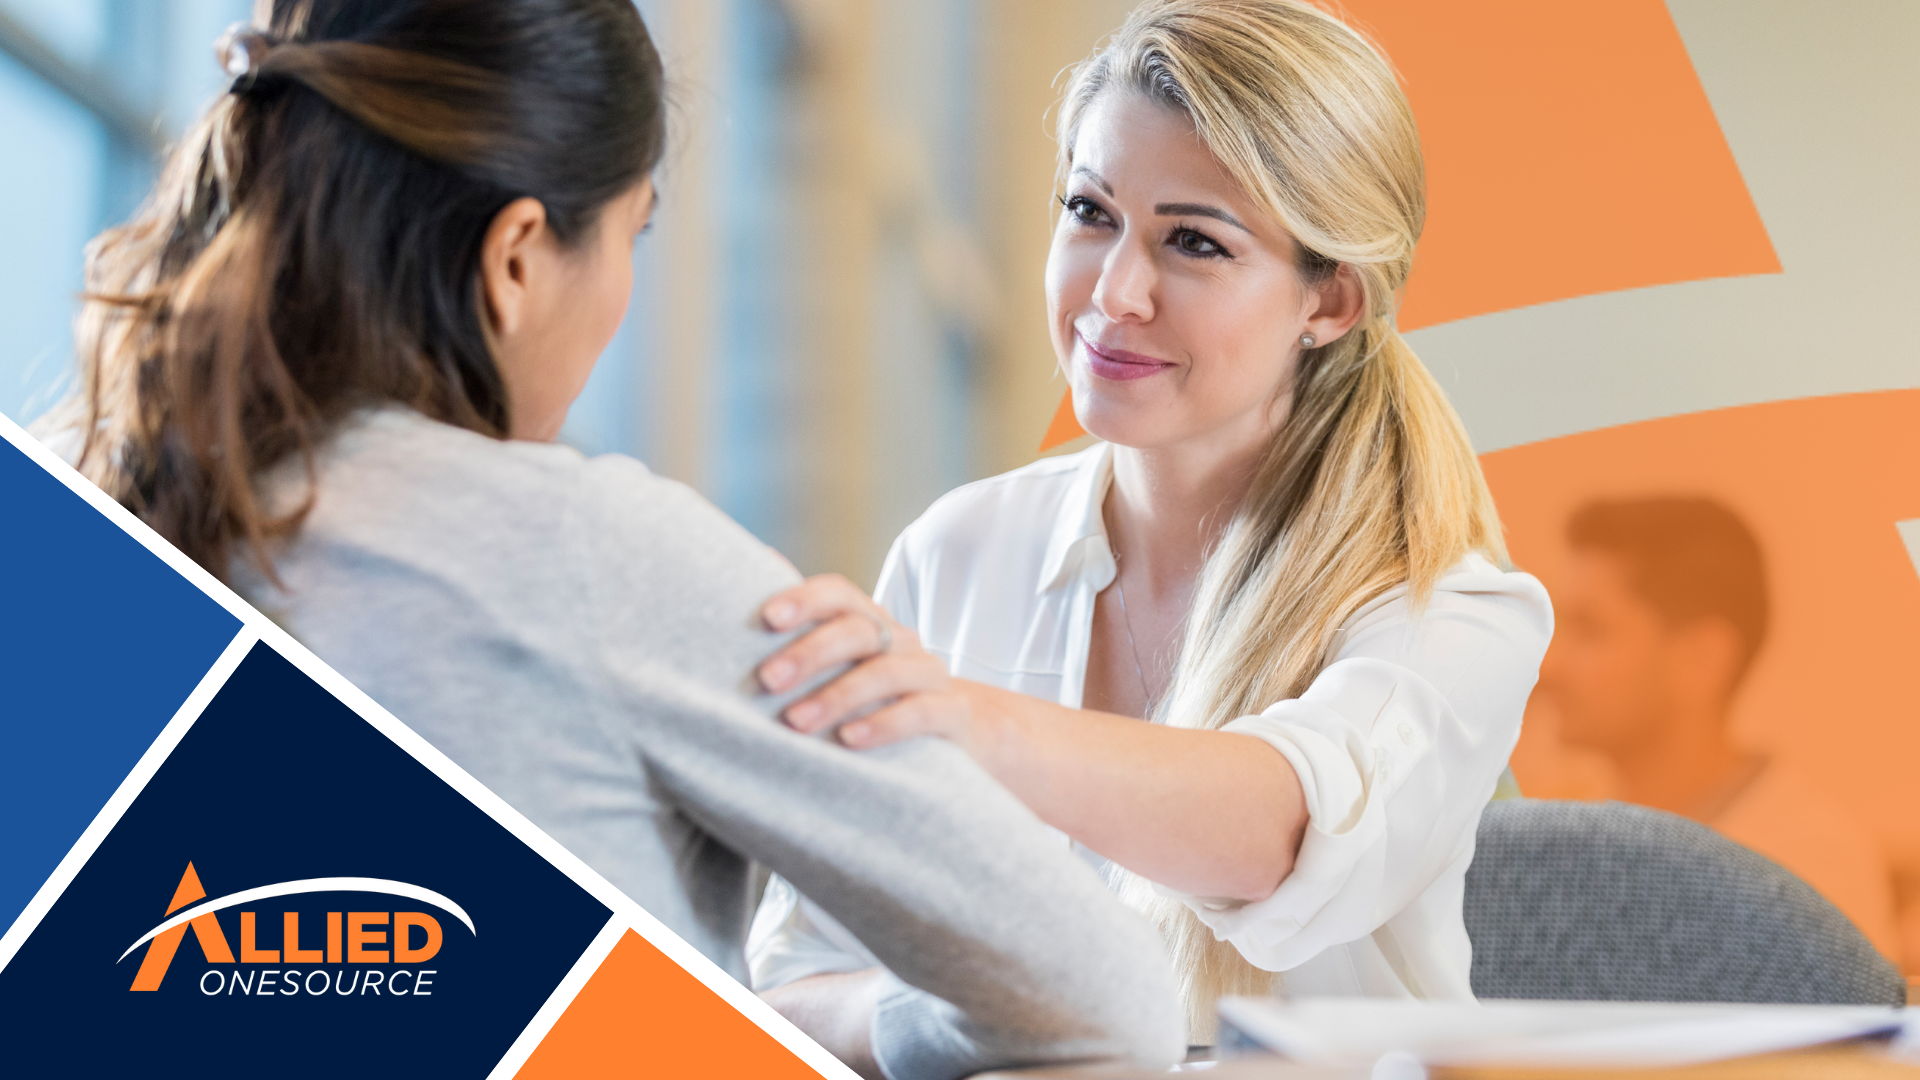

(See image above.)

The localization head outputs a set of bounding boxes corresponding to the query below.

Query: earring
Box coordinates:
[1300,333,1317,349]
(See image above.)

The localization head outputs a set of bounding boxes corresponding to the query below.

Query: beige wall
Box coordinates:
[1408,0,1920,453]
[975,0,1135,479]
[633,0,1138,586]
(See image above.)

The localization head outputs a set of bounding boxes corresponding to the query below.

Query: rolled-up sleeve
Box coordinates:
[1159,561,1552,972]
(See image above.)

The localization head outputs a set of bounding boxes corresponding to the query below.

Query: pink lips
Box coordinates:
[1080,334,1173,382]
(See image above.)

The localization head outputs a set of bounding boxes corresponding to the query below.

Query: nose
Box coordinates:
[1091,233,1156,323]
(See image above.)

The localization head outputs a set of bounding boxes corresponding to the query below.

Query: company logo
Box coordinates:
[122,863,475,997]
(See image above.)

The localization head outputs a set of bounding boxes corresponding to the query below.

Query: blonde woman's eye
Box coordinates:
[1173,228,1226,257]
[1060,195,1107,225]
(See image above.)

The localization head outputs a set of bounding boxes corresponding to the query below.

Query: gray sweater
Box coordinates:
[228,408,1183,1080]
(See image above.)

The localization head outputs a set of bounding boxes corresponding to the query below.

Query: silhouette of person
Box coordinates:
[1538,496,1898,958]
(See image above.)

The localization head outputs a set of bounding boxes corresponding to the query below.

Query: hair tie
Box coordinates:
[215,24,281,95]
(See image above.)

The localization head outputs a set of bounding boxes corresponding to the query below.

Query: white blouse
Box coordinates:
[750,442,1552,1002]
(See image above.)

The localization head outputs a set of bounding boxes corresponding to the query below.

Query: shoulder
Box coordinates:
[275,407,797,620]
[252,408,588,567]
[1341,553,1553,646]
[332,411,800,707]
[570,449,800,606]
[1317,554,1553,701]
[324,408,789,571]
[302,407,588,516]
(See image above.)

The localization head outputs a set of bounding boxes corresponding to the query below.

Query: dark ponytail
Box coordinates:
[61,0,665,580]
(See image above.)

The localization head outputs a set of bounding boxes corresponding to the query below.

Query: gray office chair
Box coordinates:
[1463,799,1905,1006]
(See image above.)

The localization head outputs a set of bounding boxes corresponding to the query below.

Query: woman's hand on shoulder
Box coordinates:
[758,574,978,753]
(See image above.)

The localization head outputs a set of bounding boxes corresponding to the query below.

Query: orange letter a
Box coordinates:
[130,862,235,991]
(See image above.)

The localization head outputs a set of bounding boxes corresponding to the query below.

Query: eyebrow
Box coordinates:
[1154,202,1251,234]
[1068,167,1251,235]
[1069,166,1113,195]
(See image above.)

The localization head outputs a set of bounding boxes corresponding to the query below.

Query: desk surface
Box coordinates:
[974,1040,1920,1080]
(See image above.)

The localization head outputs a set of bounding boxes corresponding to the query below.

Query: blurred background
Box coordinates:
[2,0,1916,980]
[0,0,1133,583]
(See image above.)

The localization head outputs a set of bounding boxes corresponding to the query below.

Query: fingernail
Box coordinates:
[765,601,796,629]
[761,659,794,691]
[841,723,869,746]
[787,701,822,727]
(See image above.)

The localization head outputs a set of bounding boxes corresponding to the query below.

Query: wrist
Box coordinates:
[957,681,1016,773]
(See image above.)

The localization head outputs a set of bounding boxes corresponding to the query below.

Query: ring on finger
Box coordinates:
[863,614,893,657]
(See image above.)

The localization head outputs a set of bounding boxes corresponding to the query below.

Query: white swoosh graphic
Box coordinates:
[118,878,475,963]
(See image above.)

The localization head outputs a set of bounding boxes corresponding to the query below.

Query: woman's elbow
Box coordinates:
[1220,809,1309,902]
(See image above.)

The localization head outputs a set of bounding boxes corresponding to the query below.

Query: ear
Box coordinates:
[1302,263,1368,348]
[478,197,551,339]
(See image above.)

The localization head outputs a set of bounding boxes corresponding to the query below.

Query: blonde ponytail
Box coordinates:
[1058,0,1506,1037]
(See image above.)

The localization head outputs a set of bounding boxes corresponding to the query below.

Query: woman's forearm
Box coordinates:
[759,969,886,1080]
[964,681,1308,901]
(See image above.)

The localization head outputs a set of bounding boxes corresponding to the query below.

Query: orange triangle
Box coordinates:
[131,863,230,990]
[1039,390,1086,453]
[1340,0,1778,330]
[516,931,825,1079]
[166,862,208,915]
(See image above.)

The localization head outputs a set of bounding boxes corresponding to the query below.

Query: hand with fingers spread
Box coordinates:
[757,574,981,753]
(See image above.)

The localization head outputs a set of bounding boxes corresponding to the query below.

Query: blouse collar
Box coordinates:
[1035,442,1119,596]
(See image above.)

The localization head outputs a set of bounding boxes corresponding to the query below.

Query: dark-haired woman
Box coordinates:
[35,3,1182,1077]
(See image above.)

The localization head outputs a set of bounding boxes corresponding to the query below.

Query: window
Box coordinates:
[0,0,250,424]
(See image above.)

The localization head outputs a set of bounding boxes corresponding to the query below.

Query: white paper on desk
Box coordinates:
[1215,998,1907,1068]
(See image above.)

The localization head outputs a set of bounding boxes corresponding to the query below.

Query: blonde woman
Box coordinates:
[748,0,1552,1047]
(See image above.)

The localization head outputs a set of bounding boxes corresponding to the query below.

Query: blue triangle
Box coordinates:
[0,435,241,933]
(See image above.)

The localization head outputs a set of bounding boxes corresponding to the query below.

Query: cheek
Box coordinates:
[1043,240,1086,372]
[1045,234,1098,322]
[1185,306,1291,394]
[1167,273,1299,391]
[601,256,633,331]
[582,249,633,352]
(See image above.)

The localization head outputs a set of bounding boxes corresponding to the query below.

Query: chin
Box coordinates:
[1075,400,1173,450]
[1075,384,1175,447]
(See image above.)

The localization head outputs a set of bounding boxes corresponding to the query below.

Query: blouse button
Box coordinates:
[1398,723,1414,744]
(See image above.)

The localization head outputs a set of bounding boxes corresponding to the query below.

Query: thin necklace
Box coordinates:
[1112,575,1157,716]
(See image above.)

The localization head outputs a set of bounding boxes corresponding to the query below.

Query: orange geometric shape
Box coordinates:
[1039,391,1087,453]
[393,912,443,964]
[1040,1,1781,451]
[129,862,233,991]
[516,930,826,1079]
[240,911,279,964]
[1344,0,1780,330]
[1482,390,1920,957]
[163,862,209,916]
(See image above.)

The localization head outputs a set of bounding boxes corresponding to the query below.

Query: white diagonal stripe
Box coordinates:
[0,627,257,972]
[2,413,852,1077]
